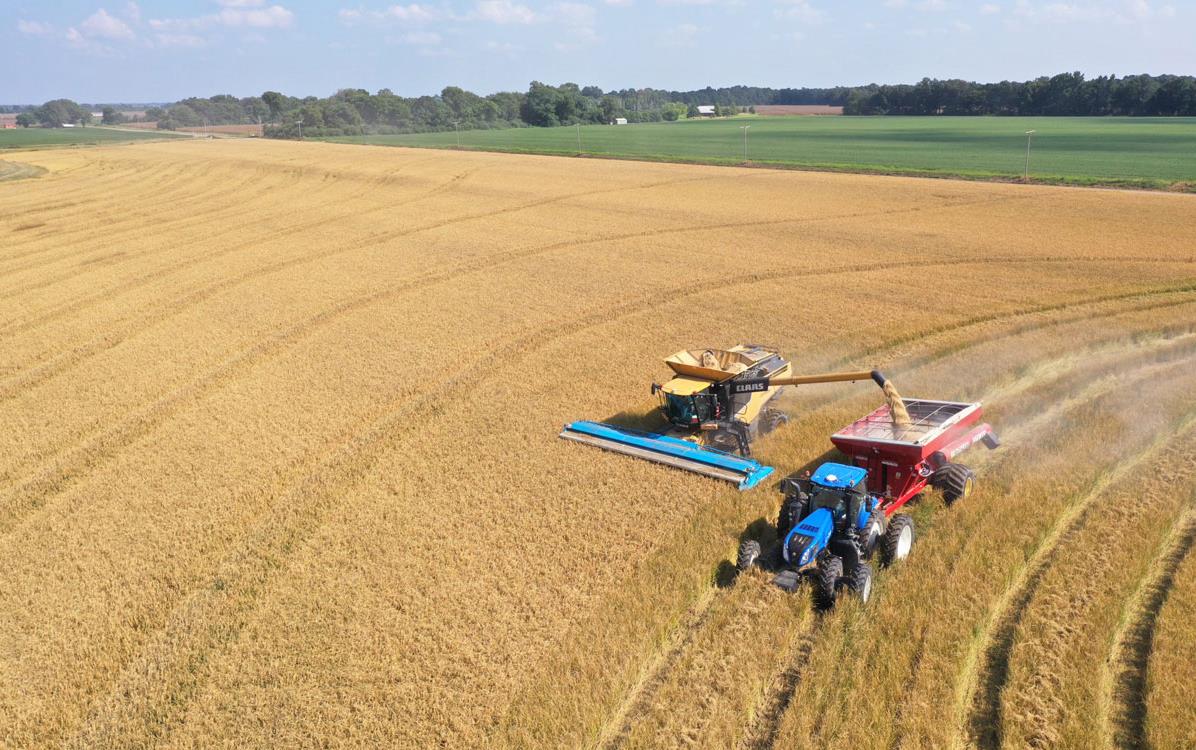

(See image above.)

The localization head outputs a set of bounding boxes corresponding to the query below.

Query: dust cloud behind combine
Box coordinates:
[1,139,1195,749]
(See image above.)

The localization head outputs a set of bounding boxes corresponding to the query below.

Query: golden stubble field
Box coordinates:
[2,138,1195,749]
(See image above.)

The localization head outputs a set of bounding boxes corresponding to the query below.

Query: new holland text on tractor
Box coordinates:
[737,398,1000,607]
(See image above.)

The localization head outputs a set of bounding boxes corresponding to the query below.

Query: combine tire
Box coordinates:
[763,409,789,434]
[850,562,874,603]
[882,514,915,565]
[737,539,762,572]
[813,557,843,610]
[778,498,804,537]
[933,463,976,505]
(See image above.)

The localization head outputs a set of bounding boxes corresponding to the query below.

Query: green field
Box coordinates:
[0,126,183,149]
[325,116,1196,188]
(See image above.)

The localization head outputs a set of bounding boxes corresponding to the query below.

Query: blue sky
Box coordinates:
[4,0,1193,102]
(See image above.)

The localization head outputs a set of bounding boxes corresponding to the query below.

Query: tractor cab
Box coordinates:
[807,463,869,533]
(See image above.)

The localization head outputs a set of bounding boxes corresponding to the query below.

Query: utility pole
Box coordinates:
[453,121,460,148]
[739,124,751,162]
[1024,129,1036,181]
[296,120,302,140]
[576,123,582,154]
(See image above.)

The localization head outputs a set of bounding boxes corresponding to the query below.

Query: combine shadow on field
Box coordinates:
[598,406,669,432]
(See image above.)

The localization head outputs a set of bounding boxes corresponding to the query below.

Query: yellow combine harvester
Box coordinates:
[561,344,896,490]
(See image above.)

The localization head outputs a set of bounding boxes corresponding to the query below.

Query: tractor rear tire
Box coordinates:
[881,514,915,566]
[857,515,882,560]
[850,561,874,603]
[778,498,804,538]
[813,557,843,610]
[933,463,976,505]
[737,539,762,572]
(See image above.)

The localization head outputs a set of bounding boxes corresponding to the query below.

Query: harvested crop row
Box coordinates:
[1139,511,1196,750]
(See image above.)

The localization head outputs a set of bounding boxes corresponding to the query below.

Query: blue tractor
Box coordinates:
[736,462,914,608]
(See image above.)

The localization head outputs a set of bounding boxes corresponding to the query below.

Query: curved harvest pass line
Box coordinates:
[957,410,1196,750]
[587,322,1196,750]
[69,260,1186,747]
[750,350,1196,750]
[1104,502,1196,749]
[0,160,47,182]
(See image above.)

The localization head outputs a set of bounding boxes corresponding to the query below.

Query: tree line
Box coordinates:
[842,73,1196,116]
[10,73,1195,136]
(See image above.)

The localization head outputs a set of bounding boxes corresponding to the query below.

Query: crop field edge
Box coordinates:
[317,139,1196,193]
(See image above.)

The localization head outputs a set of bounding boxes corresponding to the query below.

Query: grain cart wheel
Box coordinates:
[777,498,804,538]
[881,514,915,566]
[850,562,874,604]
[737,539,762,572]
[813,556,843,610]
[932,463,976,505]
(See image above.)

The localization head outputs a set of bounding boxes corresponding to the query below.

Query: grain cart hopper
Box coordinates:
[737,398,999,606]
[559,344,902,490]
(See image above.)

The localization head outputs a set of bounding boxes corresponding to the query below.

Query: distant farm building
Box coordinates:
[696,106,716,117]
[613,117,628,125]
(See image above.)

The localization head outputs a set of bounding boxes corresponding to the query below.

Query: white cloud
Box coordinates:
[980,2,1001,12]
[339,4,444,24]
[953,19,972,30]
[399,29,442,43]
[472,0,538,23]
[17,19,54,35]
[484,39,523,52]
[662,21,699,47]
[605,0,632,5]
[124,2,142,23]
[883,0,907,7]
[1009,0,1174,23]
[149,3,294,37]
[155,32,207,47]
[774,0,824,21]
[219,5,294,28]
[917,0,948,10]
[80,8,136,39]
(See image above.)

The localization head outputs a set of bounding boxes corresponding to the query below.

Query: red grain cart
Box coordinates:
[830,399,1000,515]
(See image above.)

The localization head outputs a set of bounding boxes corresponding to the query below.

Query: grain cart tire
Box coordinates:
[882,514,915,566]
[737,539,762,572]
[933,463,976,505]
[850,562,874,603]
[813,556,843,610]
[778,498,804,538]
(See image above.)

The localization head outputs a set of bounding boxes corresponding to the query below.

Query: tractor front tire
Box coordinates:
[858,515,882,560]
[933,463,976,505]
[813,556,843,610]
[850,562,874,604]
[737,539,762,572]
[881,514,915,566]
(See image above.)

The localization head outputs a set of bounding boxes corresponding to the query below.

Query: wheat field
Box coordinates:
[2,139,1195,748]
